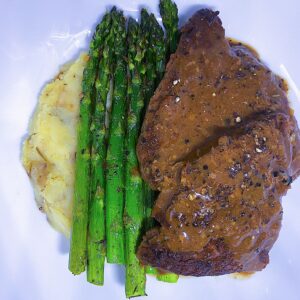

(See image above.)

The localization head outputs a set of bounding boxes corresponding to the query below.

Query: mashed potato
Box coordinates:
[22,53,88,237]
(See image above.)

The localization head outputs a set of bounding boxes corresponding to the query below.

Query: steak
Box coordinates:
[137,9,300,276]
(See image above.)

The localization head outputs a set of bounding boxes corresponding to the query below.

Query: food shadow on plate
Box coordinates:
[58,234,70,254]
[111,263,126,285]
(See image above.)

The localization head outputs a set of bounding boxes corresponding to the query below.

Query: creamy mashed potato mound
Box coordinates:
[22,53,88,237]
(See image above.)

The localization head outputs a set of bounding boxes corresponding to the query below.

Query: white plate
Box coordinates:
[0,1,299,299]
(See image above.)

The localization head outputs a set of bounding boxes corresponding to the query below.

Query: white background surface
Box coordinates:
[0,0,299,299]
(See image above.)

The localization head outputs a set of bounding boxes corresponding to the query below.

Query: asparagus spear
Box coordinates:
[146,266,158,275]
[159,0,179,58]
[105,9,127,264]
[157,273,179,283]
[69,11,111,275]
[149,13,166,84]
[124,18,147,298]
[140,10,158,276]
[87,9,115,285]
[141,9,157,108]
[141,10,179,284]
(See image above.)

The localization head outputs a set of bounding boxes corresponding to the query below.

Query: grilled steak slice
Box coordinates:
[137,9,293,191]
[137,9,300,276]
[138,114,297,276]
